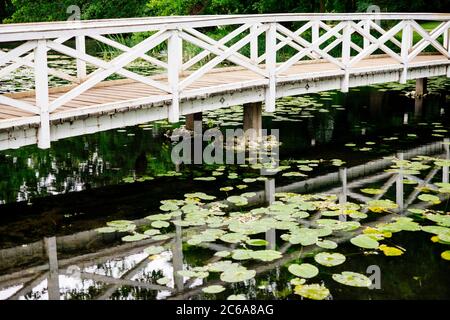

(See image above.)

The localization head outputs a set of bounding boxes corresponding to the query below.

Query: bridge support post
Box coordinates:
[185,112,202,132]
[35,40,51,149]
[168,30,182,123]
[265,23,277,112]
[243,102,262,141]
[445,28,450,77]
[415,78,427,97]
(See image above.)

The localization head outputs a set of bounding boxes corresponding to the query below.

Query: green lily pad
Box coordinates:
[202,285,226,294]
[288,263,319,278]
[251,250,282,262]
[144,246,165,255]
[314,252,346,267]
[96,227,117,233]
[332,271,372,287]
[220,268,256,283]
[316,240,338,249]
[418,194,441,204]
[122,233,149,242]
[227,294,246,300]
[441,250,450,261]
[294,283,330,300]
[151,221,170,229]
[156,277,170,285]
[350,235,379,249]
[245,239,269,246]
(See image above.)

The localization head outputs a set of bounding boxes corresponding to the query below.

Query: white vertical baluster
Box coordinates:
[168,29,182,123]
[341,21,351,93]
[250,24,259,64]
[363,19,370,49]
[265,23,276,112]
[400,21,412,84]
[312,20,320,59]
[396,152,404,212]
[445,25,450,77]
[35,40,50,149]
[75,35,86,81]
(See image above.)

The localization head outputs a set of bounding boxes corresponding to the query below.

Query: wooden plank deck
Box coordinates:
[1,54,447,124]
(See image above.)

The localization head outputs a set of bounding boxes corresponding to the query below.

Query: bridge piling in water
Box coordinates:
[185,112,202,132]
[415,78,428,97]
[243,102,262,141]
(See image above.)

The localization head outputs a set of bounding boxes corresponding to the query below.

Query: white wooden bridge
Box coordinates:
[0,13,449,150]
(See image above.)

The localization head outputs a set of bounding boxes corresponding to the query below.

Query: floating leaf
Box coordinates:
[288,263,319,278]
[361,188,384,195]
[350,235,379,249]
[246,239,269,246]
[96,227,117,233]
[251,250,282,262]
[220,233,249,244]
[144,246,165,255]
[214,251,231,258]
[151,221,170,229]
[122,233,149,242]
[202,285,226,294]
[418,194,441,205]
[227,294,246,300]
[143,229,161,236]
[316,240,338,249]
[379,244,404,256]
[332,271,372,287]
[294,284,330,300]
[441,250,450,261]
[156,277,170,285]
[220,268,256,283]
[314,252,346,267]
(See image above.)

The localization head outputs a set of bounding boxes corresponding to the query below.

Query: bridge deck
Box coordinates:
[1,54,447,125]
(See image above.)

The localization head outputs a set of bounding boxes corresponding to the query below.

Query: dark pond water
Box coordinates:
[0,76,449,300]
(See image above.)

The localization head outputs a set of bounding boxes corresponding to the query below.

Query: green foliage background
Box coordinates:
[1,0,449,23]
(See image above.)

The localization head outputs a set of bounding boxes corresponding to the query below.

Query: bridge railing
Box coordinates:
[0,13,449,148]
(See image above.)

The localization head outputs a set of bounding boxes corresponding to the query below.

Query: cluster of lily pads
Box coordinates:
[96,152,450,300]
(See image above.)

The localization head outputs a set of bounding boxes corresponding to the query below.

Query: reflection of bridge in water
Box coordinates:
[0,139,448,299]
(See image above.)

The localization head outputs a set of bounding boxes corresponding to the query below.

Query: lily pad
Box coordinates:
[294,284,330,300]
[220,268,256,283]
[246,239,269,246]
[332,271,372,287]
[288,263,319,278]
[441,250,450,261]
[144,245,165,255]
[418,194,441,205]
[314,252,346,267]
[202,285,226,294]
[156,277,170,285]
[350,235,379,249]
[379,244,404,256]
[227,294,246,300]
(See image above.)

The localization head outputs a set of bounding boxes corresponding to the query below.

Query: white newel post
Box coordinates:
[75,35,87,81]
[265,22,276,112]
[168,29,182,123]
[341,21,351,93]
[250,23,259,64]
[35,40,51,149]
[400,21,412,84]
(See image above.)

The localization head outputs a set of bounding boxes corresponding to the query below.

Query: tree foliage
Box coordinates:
[2,0,449,23]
